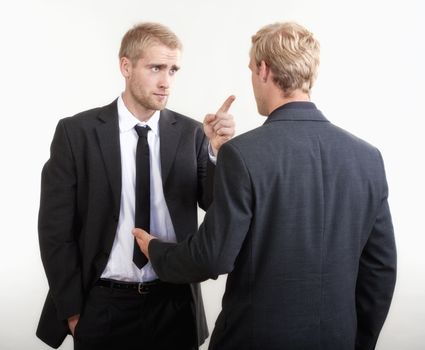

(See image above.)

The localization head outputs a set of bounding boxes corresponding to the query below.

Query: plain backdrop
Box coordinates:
[0,0,424,349]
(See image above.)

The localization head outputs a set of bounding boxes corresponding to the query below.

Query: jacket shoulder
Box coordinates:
[59,100,117,129]
[330,123,379,152]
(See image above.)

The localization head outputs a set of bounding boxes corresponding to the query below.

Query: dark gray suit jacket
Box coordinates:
[149,102,397,350]
[37,99,213,348]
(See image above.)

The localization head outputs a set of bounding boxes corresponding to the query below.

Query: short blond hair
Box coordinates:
[251,22,320,96]
[119,22,182,63]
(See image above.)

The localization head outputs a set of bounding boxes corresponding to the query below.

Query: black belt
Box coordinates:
[95,278,189,296]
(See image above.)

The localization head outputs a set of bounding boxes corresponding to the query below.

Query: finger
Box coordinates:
[215,112,234,122]
[204,113,217,124]
[217,95,236,114]
[132,228,147,238]
[214,127,235,137]
[213,119,235,130]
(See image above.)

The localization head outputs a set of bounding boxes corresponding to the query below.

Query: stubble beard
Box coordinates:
[139,95,167,111]
[131,88,168,112]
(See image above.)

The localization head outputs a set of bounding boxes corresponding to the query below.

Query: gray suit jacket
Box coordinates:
[37,99,212,348]
[150,102,396,350]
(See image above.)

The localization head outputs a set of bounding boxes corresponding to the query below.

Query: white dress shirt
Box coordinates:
[101,96,177,282]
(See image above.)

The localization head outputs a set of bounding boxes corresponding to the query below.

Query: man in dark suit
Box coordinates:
[37,22,235,350]
[134,22,397,350]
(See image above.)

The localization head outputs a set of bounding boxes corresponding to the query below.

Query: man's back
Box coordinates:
[145,21,396,350]
[209,102,396,349]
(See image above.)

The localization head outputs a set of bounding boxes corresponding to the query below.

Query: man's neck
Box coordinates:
[122,92,155,122]
[267,90,310,115]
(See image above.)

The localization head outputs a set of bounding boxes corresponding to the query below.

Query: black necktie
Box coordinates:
[133,125,151,269]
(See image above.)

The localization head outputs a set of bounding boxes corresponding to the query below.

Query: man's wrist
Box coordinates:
[208,143,217,164]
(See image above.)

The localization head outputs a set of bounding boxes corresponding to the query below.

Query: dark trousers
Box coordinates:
[73,281,197,350]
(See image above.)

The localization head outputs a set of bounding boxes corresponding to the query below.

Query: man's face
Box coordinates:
[125,44,181,112]
[249,55,267,116]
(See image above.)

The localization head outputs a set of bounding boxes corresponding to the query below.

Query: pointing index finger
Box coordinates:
[217,95,236,113]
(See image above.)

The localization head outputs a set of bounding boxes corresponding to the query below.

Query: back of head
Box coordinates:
[251,22,320,97]
[119,22,182,63]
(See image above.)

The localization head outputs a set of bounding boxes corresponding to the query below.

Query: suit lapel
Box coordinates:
[96,100,122,214]
[159,109,181,186]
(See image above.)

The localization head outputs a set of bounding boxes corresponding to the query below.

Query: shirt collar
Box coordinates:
[117,94,160,136]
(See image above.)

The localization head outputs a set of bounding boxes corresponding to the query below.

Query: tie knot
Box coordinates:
[135,125,151,138]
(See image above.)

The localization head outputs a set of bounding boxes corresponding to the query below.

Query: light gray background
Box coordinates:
[0,0,424,349]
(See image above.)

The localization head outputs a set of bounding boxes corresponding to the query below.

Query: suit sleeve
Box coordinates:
[196,127,215,211]
[38,119,83,321]
[355,154,397,350]
[150,142,253,283]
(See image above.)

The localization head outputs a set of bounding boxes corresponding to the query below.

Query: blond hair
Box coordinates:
[119,22,182,63]
[251,22,320,96]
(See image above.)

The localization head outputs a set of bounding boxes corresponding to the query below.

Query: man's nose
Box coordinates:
[158,72,170,89]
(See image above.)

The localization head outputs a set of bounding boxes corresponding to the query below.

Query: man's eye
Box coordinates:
[170,69,177,75]
[151,67,160,72]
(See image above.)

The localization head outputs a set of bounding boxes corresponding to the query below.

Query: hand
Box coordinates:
[68,314,80,337]
[204,95,236,155]
[132,228,156,259]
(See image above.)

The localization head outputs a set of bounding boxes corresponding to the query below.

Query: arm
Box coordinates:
[355,159,397,350]
[38,120,84,322]
[196,130,215,211]
[136,142,252,283]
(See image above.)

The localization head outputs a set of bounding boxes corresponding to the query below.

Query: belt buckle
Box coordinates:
[137,283,149,295]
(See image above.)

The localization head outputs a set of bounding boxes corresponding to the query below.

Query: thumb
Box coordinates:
[132,228,146,238]
[204,113,216,124]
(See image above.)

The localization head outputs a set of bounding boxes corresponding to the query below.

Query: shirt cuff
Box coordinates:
[208,143,217,165]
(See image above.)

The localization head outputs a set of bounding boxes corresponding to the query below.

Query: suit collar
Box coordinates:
[95,101,183,204]
[97,98,119,123]
[159,109,180,186]
[265,101,329,124]
[96,99,122,215]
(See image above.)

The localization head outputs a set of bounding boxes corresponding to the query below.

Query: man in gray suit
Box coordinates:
[134,22,397,349]
[37,22,234,350]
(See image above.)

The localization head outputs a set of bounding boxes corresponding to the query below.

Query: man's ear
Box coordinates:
[120,57,132,79]
[259,60,270,83]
